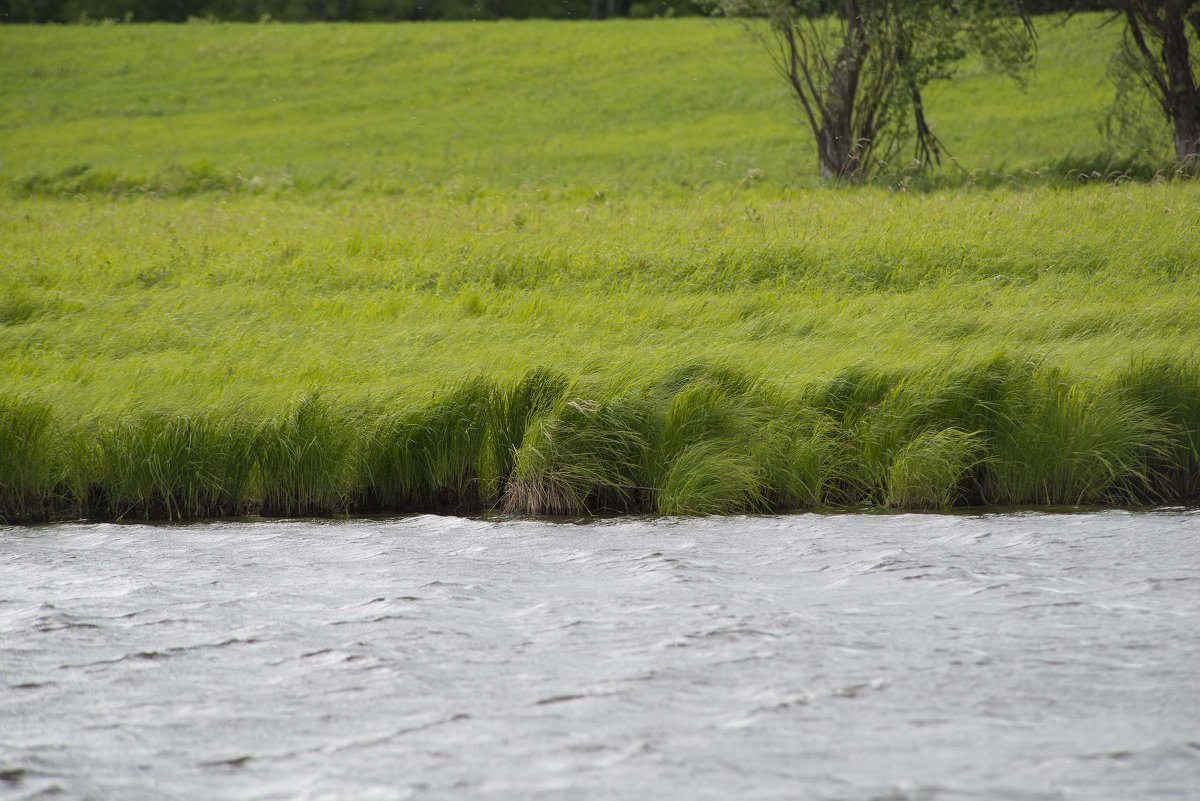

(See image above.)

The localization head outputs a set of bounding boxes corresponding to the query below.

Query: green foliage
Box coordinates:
[986,374,1169,505]
[774,410,853,507]
[1114,357,1200,500]
[657,442,766,515]
[643,368,772,514]
[0,19,1197,521]
[484,368,571,503]
[1,359,1198,521]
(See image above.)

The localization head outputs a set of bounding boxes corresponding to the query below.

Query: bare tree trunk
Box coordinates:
[1124,0,1200,160]
[1162,0,1200,159]
[816,5,867,180]
[817,127,854,180]
[1172,99,1200,160]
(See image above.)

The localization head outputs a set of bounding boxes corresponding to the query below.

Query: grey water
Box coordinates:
[2,512,1199,801]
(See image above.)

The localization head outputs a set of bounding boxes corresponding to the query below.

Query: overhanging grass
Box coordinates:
[2,358,1196,522]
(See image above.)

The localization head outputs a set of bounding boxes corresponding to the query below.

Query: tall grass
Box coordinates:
[985,373,1170,506]
[1,20,1194,522]
[885,428,985,510]
[2,357,1196,523]
[71,410,256,520]
[503,392,650,516]
[255,393,356,517]
[1114,357,1200,502]
[360,378,494,513]
[0,394,58,523]
[2,187,1196,417]
[484,368,571,503]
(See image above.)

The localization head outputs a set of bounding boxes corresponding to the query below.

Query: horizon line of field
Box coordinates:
[2,356,1198,524]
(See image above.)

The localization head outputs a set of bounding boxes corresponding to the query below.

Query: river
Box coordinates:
[2,511,1198,800]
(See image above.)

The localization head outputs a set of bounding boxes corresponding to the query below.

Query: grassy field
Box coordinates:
[0,15,1159,190]
[1,17,1198,520]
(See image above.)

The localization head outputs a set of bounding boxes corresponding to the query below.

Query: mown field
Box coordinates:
[1,17,1198,520]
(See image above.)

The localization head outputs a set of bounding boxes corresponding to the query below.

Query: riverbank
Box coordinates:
[2,18,1197,523]
[3,358,1197,523]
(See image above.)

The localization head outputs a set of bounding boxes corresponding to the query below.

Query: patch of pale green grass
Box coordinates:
[1,186,1196,415]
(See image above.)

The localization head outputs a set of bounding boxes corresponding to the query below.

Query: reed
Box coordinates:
[359,378,494,513]
[2,358,1197,523]
[255,393,357,517]
[0,394,58,523]
[73,410,256,521]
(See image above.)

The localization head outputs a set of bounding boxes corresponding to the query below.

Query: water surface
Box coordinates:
[2,511,1198,800]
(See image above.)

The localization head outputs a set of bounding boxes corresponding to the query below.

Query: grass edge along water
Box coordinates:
[1,355,1197,524]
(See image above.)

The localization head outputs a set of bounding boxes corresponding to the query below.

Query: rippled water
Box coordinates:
[2,511,1199,800]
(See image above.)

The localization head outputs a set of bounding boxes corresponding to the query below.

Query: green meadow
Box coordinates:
[1,17,1198,520]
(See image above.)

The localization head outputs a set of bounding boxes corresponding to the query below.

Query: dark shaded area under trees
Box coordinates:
[1,0,1103,22]
[1,0,684,20]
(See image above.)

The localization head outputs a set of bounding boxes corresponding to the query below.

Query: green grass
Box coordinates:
[0,17,1196,520]
[0,16,1154,192]
[2,358,1196,522]
[2,187,1198,416]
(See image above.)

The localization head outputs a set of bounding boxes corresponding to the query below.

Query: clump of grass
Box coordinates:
[0,394,58,523]
[885,427,985,510]
[484,368,571,503]
[360,378,494,513]
[646,372,770,515]
[503,392,649,516]
[76,410,256,521]
[762,410,849,508]
[13,161,263,199]
[861,355,1040,505]
[806,365,904,428]
[800,368,912,506]
[657,442,765,516]
[1114,356,1200,501]
[3,357,1199,522]
[256,393,356,517]
[643,374,749,486]
[986,373,1169,506]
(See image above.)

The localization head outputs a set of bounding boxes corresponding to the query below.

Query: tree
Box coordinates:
[712,0,1037,180]
[1107,1,1200,162]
